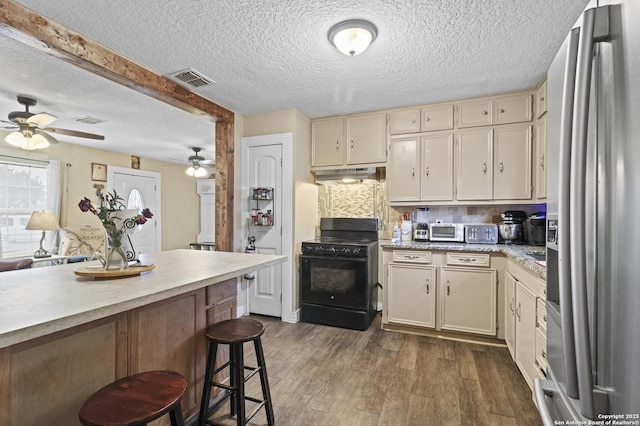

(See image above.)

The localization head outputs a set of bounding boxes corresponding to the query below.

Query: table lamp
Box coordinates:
[25,211,60,258]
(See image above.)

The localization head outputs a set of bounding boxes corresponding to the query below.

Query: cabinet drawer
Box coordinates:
[446,252,490,267]
[535,328,548,373]
[538,277,547,298]
[421,103,454,132]
[207,279,237,306]
[494,93,533,125]
[389,109,420,135]
[393,250,432,263]
[537,297,547,331]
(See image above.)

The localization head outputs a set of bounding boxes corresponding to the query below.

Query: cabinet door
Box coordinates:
[515,281,537,388]
[389,109,420,135]
[494,93,533,125]
[494,123,532,200]
[388,137,420,202]
[346,113,387,164]
[504,272,517,359]
[457,98,493,128]
[456,128,493,200]
[421,103,454,132]
[536,80,547,118]
[535,114,547,199]
[388,263,436,328]
[311,118,344,166]
[440,267,497,336]
[421,133,454,201]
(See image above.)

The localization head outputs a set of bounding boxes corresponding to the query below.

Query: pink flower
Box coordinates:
[78,197,93,212]
[141,208,153,219]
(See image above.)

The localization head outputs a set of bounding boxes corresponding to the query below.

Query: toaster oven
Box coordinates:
[428,223,465,242]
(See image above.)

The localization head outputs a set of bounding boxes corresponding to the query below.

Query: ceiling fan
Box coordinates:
[186,147,214,177]
[2,95,105,150]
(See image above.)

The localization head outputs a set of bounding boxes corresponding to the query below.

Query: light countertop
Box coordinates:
[380,240,546,278]
[0,249,285,349]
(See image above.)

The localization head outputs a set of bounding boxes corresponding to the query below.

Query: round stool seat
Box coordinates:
[79,370,187,426]
[205,318,265,344]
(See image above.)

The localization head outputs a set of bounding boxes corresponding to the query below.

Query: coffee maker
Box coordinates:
[411,208,430,241]
[524,212,546,246]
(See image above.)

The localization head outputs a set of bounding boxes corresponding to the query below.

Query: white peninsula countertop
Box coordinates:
[0,249,285,349]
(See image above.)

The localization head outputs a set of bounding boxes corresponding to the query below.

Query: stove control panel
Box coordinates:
[302,243,368,258]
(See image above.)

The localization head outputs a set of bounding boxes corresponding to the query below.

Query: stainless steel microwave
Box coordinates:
[428,223,465,242]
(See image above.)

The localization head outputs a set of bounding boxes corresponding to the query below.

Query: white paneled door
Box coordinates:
[110,168,160,256]
[246,142,283,317]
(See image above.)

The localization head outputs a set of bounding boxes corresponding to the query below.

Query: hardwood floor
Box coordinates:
[203,314,542,426]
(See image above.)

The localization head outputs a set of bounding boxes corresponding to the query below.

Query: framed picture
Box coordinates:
[91,163,107,182]
[131,156,140,169]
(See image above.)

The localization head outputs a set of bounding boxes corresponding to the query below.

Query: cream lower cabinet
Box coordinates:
[440,266,497,336]
[388,133,454,202]
[505,269,539,389]
[387,263,436,328]
[456,123,532,201]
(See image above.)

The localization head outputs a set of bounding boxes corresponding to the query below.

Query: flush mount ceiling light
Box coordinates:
[328,19,378,56]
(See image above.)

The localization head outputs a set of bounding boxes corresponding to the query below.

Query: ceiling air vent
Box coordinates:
[167,68,215,88]
[75,116,106,125]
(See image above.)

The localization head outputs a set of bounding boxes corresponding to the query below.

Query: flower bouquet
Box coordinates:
[79,188,153,270]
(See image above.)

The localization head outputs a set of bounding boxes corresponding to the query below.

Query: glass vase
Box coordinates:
[104,230,129,271]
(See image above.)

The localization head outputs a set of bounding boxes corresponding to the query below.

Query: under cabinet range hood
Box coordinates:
[313,167,379,184]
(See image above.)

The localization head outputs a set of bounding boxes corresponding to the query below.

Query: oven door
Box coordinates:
[300,254,368,310]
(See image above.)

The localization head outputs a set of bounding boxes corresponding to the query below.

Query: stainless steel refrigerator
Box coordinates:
[536,0,640,422]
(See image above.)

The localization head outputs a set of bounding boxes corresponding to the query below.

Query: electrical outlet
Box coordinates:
[435,218,443,224]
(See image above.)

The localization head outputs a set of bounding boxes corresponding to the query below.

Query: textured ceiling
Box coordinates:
[1,0,590,164]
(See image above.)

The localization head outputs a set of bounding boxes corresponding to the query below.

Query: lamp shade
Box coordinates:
[25,211,60,231]
[328,19,378,56]
[5,131,50,150]
[186,165,207,177]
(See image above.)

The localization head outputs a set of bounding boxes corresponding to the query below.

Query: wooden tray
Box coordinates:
[74,264,156,279]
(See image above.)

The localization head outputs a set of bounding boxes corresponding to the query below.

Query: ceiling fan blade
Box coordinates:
[43,127,105,140]
[2,125,19,130]
[27,112,57,127]
[36,129,59,144]
[200,160,215,165]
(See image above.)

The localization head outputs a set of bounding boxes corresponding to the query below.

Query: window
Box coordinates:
[0,157,59,258]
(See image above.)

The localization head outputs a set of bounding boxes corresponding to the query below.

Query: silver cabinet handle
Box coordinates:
[500,108,505,113]
[516,303,522,320]
[411,166,415,178]
[404,255,419,259]
[425,278,430,294]
[411,119,416,124]
[483,111,488,115]
[510,299,514,313]
[542,350,547,359]
[336,140,339,151]
[460,258,476,263]
[350,139,354,150]
[425,166,429,177]
[482,162,487,174]
[540,154,545,170]
[499,162,504,173]
[446,281,450,296]
[425,117,430,122]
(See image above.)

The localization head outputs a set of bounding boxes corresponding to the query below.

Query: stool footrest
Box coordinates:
[243,365,261,383]
[209,381,234,392]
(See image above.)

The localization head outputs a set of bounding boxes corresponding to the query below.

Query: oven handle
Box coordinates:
[301,254,368,263]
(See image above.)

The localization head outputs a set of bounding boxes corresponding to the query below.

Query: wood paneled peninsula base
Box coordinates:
[0,249,285,426]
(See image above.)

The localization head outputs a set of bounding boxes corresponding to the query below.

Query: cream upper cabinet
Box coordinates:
[421,133,454,201]
[535,114,547,199]
[311,117,344,167]
[388,137,420,202]
[345,112,387,165]
[311,112,386,167]
[387,263,436,328]
[494,93,533,125]
[440,266,497,336]
[421,103,454,132]
[389,109,420,135]
[493,123,532,200]
[457,98,493,128]
[389,133,454,202]
[536,79,548,118]
[456,127,493,200]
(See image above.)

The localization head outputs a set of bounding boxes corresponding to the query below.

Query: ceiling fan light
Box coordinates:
[5,131,24,147]
[328,19,378,56]
[194,167,207,177]
[186,166,196,176]
[32,133,49,149]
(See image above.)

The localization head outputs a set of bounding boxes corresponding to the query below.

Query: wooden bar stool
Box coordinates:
[79,370,187,426]
[198,318,274,426]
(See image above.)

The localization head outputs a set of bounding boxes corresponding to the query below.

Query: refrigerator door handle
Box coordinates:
[570,6,611,419]
[558,26,581,399]
[534,378,557,426]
